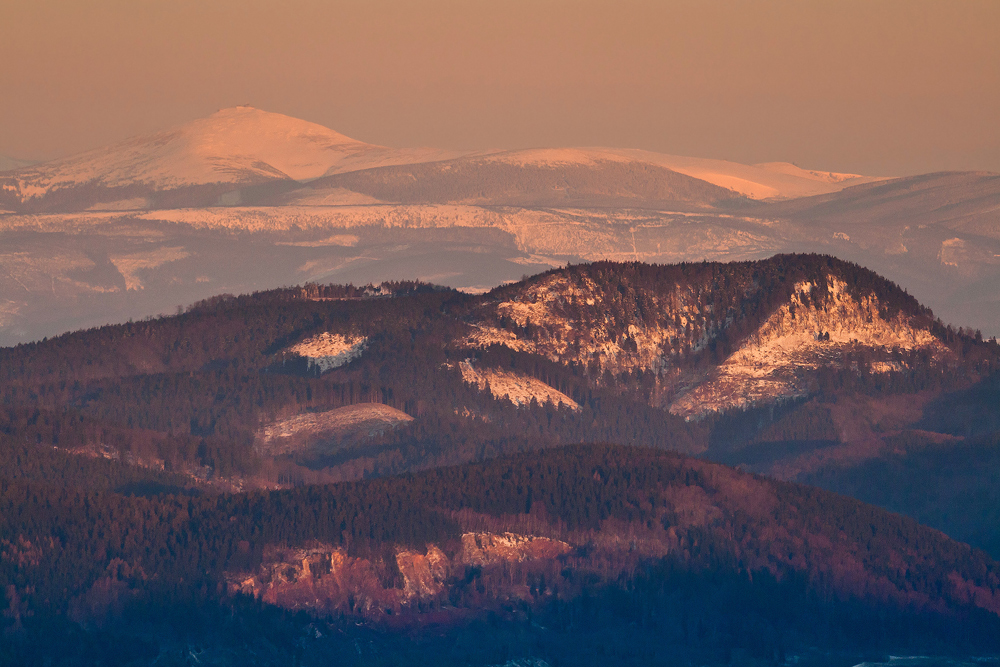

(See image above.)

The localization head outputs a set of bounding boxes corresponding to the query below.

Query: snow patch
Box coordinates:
[939,238,966,267]
[275,234,359,248]
[287,332,366,372]
[753,162,867,184]
[259,403,412,444]
[459,360,579,410]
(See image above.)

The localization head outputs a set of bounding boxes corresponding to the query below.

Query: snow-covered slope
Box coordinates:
[12,107,360,191]
[0,107,880,214]
[300,146,879,207]
[257,403,413,458]
[287,332,367,372]
[458,148,878,200]
[493,149,879,200]
[305,151,742,208]
[416,146,879,200]
[0,107,473,212]
[458,359,579,410]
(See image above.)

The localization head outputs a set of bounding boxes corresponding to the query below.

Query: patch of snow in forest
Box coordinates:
[288,332,366,372]
[459,360,579,410]
[260,403,412,442]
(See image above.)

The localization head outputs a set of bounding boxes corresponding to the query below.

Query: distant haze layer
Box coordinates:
[1,0,998,176]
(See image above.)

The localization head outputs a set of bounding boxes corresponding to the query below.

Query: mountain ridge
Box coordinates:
[1,108,997,348]
[0,107,478,212]
[3,257,1000,663]
[1,255,993,491]
[0,107,881,214]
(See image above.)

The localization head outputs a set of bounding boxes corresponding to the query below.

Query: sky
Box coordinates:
[1,0,998,176]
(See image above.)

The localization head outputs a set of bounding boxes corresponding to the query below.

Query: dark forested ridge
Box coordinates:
[4,444,1000,666]
[2,255,1000,664]
[0,255,993,491]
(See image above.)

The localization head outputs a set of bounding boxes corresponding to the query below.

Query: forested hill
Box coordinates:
[4,444,1000,666]
[3,255,1000,664]
[0,254,996,495]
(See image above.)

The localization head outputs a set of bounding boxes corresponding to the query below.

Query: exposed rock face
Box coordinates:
[225,532,573,616]
[460,532,573,566]
[668,278,944,417]
[395,545,449,599]
[227,546,398,615]
[467,268,946,417]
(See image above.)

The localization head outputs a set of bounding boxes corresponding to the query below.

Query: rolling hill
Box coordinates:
[4,444,1000,665]
[0,106,471,213]
[1,256,998,551]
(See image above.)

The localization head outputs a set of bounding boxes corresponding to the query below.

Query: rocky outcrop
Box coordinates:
[669,278,945,417]
[395,545,449,598]
[460,532,573,566]
[225,532,574,617]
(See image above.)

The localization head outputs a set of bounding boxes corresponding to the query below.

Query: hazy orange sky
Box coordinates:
[1,0,998,176]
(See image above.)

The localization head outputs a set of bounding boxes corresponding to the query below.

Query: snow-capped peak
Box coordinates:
[175,106,369,181]
[6,107,383,200]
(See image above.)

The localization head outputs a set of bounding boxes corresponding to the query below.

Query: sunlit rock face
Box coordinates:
[224,531,574,617]
[668,278,944,417]
[462,264,946,418]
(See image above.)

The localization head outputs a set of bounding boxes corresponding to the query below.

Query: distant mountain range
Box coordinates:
[1,106,998,344]
[0,106,874,212]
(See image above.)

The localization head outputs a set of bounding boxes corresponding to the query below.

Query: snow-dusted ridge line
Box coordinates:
[460,268,949,418]
[480,147,880,200]
[1,106,879,207]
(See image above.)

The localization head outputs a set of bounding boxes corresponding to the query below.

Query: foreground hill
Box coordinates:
[3,444,1000,665]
